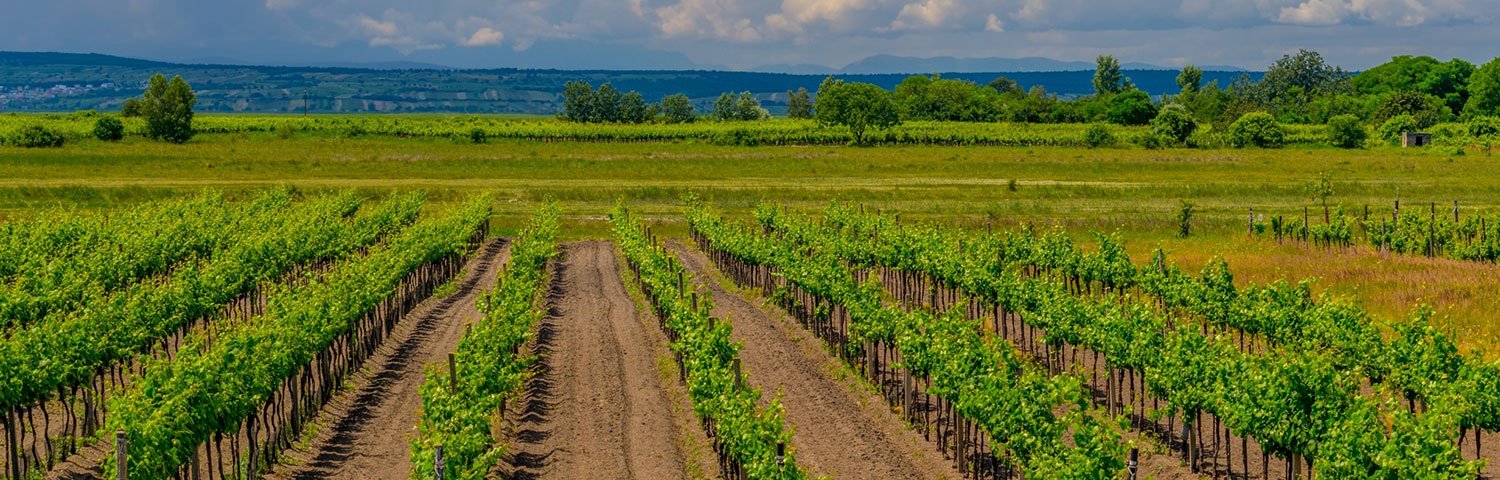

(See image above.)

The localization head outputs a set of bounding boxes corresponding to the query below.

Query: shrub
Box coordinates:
[1377,114,1419,145]
[1134,132,1166,150]
[120,98,143,117]
[468,128,487,144]
[1150,104,1197,144]
[5,125,65,148]
[1083,123,1116,148]
[1468,116,1500,139]
[1105,90,1157,125]
[1228,112,1286,148]
[1177,200,1195,238]
[1325,114,1366,149]
[93,116,125,142]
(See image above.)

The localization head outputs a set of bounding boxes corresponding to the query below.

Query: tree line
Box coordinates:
[561,50,1500,148]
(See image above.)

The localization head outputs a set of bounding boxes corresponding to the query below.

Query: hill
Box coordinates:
[0,51,1256,114]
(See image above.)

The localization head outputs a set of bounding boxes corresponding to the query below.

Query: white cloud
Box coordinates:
[985,13,1005,31]
[891,0,961,30]
[461,27,504,46]
[1278,0,1351,25]
[655,0,764,41]
[357,15,400,37]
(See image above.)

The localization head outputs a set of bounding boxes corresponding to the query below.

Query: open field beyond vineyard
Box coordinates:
[2,120,1500,480]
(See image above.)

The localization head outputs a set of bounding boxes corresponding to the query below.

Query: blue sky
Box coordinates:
[3,0,1496,70]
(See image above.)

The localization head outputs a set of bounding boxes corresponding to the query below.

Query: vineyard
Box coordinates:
[0,114,1343,147]
[1,188,1497,480]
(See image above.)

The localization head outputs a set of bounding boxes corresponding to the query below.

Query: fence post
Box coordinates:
[448,354,458,392]
[1127,447,1139,480]
[1248,208,1254,235]
[776,441,786,467]
[116,431,128,480]
[434,445,445,480]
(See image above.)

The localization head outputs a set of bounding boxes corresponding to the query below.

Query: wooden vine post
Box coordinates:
[434,444,445,480]
[448,353,458,392]
[115,431,128,480]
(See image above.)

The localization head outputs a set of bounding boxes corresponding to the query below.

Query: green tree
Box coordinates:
[1228,112,1286,148]
[988,76,1022,95]
[1465,58,1500,117]
[1177,199,1195,238]
[786,88,814,119]
[1354,56,1473,114]
[734,92,767,121]
[712,93,736,121]
[142,74,196,144]
[1105,89,1156,125]
[814,78,901,145]
[592,83,623,123]
[1151,104,1198,144]
[1177,65,1203,95]
[661,94,696,123]
[93,116,125,141]
[1374,91,1447,128]
[120,98,143,117]
[619,91,651,124]
[1326,114,1367,149]
[561,81,596,122]
[1093,55,1131,95]
[1306,172,1335,222]
[1378,114,1420,145]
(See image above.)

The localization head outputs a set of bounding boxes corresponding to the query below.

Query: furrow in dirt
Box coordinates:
[262,237,511,480]
[500,240,708,480]
[669,240,959,480]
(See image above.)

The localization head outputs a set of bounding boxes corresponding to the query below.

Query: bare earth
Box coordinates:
[670,240,961,480]
[264,238,510,480]
[500,240,707,480]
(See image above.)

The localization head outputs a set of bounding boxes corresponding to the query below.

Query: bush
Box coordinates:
[1185,130,1224,149]
[1150,104,1197,144]
[1083,123,1116,148]
[1105,90,1157,125]
[1377,114,1419,145]
[468,128,487,144]
[5,125,65,148]
[93,116,125,142]
[1134,132,1166,150]
[1228,112,1286,148]
[1325,114,1366,149]
[1468,116,1500,139]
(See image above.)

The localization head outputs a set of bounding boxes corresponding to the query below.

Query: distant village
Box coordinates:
[0,83,118,108]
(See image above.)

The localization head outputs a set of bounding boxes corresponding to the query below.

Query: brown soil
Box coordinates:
[498,240,707,480]
[669,240,960,480]
[262,238,511,480]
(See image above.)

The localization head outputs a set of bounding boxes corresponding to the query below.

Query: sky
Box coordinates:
[2,0,1497,71]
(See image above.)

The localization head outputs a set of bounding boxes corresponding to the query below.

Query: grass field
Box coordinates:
[2,131,1497,352]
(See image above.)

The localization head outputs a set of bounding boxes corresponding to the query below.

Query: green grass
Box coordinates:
[3,133,1498,352]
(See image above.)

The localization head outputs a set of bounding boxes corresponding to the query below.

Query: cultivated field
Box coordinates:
[1,117,1498,479]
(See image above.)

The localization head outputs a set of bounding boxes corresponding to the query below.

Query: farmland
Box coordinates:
[2,114,1499,480]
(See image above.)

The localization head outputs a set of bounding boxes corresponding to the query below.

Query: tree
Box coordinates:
[1151,104,1198,144]
[93,116,125,141]
[1177,65,1203,95]
[661,94,696,123]
[988,76,1022,95]
[1305,172,1335,223]
[786,88,813,119]
[1465,58,1500,117]
[1354,56,1473,114]
[734,92,767,121]
[561,81,596,122]
[142,74,196,144]
[1254,49,1351,107]
[1093,55,1130,95]
[1228,112,1286,148]
[619,91,651,124]
[120,98,143,117]
[1374,91,1447,129]
[1378,115,1420,145]
[1326,114,1367,149]
[712,93,736,121]
[1105,89,1157,125]
[592,83,622,123]
[814,78,901,145]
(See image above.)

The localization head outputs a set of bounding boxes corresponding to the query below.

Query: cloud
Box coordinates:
[461,27,504,46]
[985,13,1005,31]
[890,0,962,30]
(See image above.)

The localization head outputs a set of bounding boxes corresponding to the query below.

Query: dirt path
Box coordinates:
[263,238,510,480]
[499,240,708,480]
[669,240,960,480]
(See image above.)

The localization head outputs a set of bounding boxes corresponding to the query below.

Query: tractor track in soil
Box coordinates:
[498,240,711,480]
[669,240,960,480]
[261,237,511,480]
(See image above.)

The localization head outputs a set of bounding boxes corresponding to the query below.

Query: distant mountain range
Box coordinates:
[755,55,1247,75]
[0,51,1259,114]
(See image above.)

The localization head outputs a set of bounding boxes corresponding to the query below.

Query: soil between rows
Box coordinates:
[669,240,961,480]
[263,237,511,480]
[498,240,710,480]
